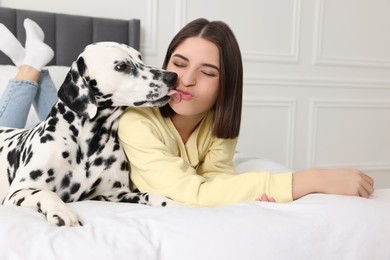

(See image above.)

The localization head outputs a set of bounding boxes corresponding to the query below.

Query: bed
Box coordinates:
[0,7,390,260]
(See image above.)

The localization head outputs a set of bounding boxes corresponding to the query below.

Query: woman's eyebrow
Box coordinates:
[172,54,220,71]
[172,54,188,61]
[202,63,220,71]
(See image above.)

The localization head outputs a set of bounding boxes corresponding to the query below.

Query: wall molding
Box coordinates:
[307,99,390,167]
[312,0,390,68]
[242,97,297,168]
[175,0,302,64]
[309,162,390,173]
[175,0,187,32]
[242,0,301,64]
[142,0,158,56]
[244,75,390,90]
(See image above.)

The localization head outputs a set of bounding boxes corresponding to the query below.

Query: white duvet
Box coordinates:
[0,153,389,260]
[0,190,389,260]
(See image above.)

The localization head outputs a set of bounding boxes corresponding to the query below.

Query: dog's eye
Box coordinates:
[115,63,129,72]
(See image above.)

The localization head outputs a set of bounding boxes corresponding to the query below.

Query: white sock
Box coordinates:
[23,18,54,71]
[0,23,26,66]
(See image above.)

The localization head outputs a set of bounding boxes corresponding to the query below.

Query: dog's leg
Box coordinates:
[92,189,182,207]
[4,189,82,227]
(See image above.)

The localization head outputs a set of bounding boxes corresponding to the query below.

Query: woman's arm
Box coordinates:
[118,108,293,206]
[292,168,374,199]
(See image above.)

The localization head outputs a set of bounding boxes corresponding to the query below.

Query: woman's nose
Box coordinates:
[179,70,196,87]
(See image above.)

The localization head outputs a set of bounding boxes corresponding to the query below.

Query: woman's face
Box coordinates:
[166,37,220,117]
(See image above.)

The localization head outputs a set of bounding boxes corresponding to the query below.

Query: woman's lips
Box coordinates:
[167,89,193,104]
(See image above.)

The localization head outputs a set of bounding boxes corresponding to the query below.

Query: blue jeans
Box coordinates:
[0,70,58,128]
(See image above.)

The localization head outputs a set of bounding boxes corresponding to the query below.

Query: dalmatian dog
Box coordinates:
[0,42,179,227]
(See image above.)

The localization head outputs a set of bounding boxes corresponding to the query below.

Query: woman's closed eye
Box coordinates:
[173,62,186,68]
[201,69,218,77]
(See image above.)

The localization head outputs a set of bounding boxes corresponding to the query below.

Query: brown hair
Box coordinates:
[159,18,243,139]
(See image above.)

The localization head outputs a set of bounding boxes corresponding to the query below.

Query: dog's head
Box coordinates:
[58,42,177,119]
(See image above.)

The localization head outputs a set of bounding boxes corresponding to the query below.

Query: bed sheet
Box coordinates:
[0,151,389,260]
[0,189,389,260]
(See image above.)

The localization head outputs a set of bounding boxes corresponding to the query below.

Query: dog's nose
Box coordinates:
[163,72,178,85]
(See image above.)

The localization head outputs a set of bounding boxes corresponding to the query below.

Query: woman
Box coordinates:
[118,18,374,206]
[0,19,57,128]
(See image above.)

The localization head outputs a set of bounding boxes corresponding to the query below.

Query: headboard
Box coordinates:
[0,7,140,66]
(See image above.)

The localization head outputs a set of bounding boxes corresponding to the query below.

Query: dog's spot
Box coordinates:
[37,202,43,214]
[7,149,20,168]
[94,157,103,166]
[69,96,89,115]
[104,156,116,169]
[76,146,83,164]
[53,214,66,226]
[87,134,102,157]
[120,161,129,171]
[24,150,33,166]
[16,197,25,206]
[70,125,79,139]
[57,103,66,114]
[62,151,69,158]
[63,111,75,124]
[46,176,55,183]
[30,170,43,180]
[112,181,121,189]
[112,143,120,151]
[61,174,71,188]
[149,69,162,80]
[89,79,97,88]
[46,118,59,132]
[61,192,70,202]
[76,57,86,77]
[31,190,40,195]
[48,169,55,176]
[46,169,55,183]
[92,178,102,189]
[70,183,80,194]
[40,134,54,143]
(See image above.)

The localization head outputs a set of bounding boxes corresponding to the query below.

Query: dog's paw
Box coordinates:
[148,194,183,207]
[46,208,82,227]
[37,196,82,227]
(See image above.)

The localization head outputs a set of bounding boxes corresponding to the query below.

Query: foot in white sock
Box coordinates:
[23,18,54,71]
[0,23,26,66]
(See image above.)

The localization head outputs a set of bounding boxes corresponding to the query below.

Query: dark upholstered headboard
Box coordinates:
[0,7,140,66]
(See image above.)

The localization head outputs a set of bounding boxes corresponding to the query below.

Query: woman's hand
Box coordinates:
[256,193,276,202]
[292,168,374,200]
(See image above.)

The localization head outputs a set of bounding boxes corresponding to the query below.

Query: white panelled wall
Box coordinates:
[2,0,390,187]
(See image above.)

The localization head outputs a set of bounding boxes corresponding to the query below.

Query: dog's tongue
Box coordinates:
[167,90,181,104]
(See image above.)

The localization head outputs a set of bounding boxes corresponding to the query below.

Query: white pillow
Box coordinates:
[0,65,18,96]
[0,65,70,127]
[46,65,70,90]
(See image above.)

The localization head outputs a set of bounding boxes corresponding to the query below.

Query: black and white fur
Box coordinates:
[0,42,178,227]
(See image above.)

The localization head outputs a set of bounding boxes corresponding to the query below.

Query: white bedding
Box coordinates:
[0,153,389,260]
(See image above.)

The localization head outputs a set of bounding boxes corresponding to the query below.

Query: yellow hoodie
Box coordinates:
[119,107,292,207]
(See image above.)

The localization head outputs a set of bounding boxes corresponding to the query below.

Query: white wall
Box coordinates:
[2,0,390,188]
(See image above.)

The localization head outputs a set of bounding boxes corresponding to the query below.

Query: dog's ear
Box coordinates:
[58,57,98,119]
